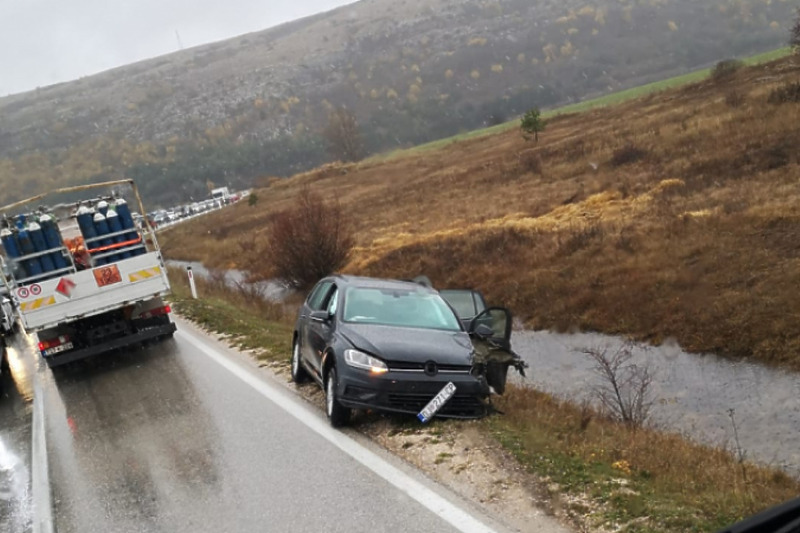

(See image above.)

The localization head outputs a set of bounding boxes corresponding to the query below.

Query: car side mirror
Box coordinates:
[473,324,493,339]
[310,310,331,322]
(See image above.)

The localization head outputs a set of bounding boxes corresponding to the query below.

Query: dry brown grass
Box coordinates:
[489,386,800,531]
[161,55,800,369]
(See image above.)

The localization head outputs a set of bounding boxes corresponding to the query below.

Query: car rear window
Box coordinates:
[343,287,461,331]
[439,290,485,319]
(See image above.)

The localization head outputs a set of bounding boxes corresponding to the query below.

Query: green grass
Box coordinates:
[167,267,293,362]
[368,47,793,163]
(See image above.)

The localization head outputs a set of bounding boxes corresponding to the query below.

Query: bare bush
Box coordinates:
[582,343,655,428]
[518,149,543,174]
[724,90,746,108]
[267,189,354,290]
[767,82,800,104]
[323,107,364,162]
[610,143,647,167]
[711,59,744,82]
[791,8,800,53]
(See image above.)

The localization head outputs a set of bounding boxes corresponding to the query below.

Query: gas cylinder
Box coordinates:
[27,221,55,274]
[15,217,42,278]
[106,210,130,260]
[39,214,68,270]
[0,227,27,278]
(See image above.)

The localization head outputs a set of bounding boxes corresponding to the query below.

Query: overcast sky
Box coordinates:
[0,0,356,97]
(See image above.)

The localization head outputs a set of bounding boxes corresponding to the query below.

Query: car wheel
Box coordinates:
[325,366,350,427]
[291,339,309,383]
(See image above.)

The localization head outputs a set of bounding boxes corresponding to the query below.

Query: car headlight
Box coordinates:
[344,349,389,374]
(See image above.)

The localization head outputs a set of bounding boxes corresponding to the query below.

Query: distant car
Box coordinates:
[291,275,525,426]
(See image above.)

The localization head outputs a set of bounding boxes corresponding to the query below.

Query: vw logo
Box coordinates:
[424,361,438,377]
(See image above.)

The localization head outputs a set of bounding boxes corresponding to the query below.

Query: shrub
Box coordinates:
[610,142,647,167]
[518,149,543,174]
[768,82,800,104]
[724,90,746,108]
[791,8,800,53]
[520,107,547,142]
[711,59,744,82]
[267,189,354,290]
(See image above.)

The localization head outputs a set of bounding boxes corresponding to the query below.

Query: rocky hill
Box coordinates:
[0,0,794,206]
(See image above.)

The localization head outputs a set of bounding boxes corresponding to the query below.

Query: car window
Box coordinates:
[327,288,339,316]
[440,290,486,319]
[307,281,333,311]
[343,287,461,331]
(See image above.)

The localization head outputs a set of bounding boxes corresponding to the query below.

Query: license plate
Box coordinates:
[417,382,457,423]
[43,342,74,356]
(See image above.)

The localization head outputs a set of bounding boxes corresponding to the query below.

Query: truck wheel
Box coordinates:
[291,339,309,383]
[325,366,350,428]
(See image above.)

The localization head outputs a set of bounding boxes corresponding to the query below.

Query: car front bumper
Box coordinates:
[336,368,491,419]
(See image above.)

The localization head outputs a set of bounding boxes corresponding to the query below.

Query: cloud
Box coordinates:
[0,0,354,96]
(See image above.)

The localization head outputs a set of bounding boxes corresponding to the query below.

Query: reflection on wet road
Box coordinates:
[512,330,800,476]
[0,332,37,533]
[42,319,502,533]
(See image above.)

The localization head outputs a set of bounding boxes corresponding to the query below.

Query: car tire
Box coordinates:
[325,366,350,427]
[291,339,309,383]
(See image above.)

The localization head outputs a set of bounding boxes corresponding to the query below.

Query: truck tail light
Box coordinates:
[138,305,171,320]
[38,335,71,353]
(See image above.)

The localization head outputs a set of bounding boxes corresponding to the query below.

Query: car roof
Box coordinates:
[326,275,437,293]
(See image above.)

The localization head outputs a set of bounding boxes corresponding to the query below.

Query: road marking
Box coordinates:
[178,330,501,533]
[32,370,54,533]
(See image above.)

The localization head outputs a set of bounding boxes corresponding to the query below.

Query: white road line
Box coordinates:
[31,370,54,533]
[178,330,501,533]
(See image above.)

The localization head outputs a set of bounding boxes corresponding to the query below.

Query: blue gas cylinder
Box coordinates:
[92,212,113,265]
[106,210,130,259]
[113,199,143,256]
[76,206,97,241]
[97,200,109,216]
[1,228,27,278]
[15,218,43,279]
[27,221,55,274]
[39,214,68,270]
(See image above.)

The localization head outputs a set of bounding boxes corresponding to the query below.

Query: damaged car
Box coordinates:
[291,275,526,427]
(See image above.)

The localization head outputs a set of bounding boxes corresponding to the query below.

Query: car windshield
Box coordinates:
[439,290,485,320]
[343,287,462,331]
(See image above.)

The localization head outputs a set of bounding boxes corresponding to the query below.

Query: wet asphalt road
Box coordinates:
[11,317,513,533]
[0,331,36,533]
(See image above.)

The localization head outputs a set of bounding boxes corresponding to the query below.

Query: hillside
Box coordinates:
[0,0,796,207]
[161,54,800,369]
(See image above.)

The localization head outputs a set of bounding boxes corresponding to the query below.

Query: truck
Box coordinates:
[0,179,176,367]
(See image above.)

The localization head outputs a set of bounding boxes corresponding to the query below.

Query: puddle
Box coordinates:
[166,261,290,302]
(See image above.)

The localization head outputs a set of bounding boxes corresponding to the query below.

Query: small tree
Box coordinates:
[583,343,655,428]
[791,8,800,53]
[267,189,354,290]
[248,192,258,207]
[323,107,364,162]
[520,107,547,142]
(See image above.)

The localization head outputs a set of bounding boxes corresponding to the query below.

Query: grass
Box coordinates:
[163,266,800,532]
[166,267,293,362]
[161,52,800,370]
[486,387,800,532]
[366,47,794,163]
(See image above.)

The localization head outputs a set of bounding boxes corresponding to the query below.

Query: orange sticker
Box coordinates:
[93,265,122,287]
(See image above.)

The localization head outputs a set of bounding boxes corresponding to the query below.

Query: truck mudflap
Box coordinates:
[43,321,176,368]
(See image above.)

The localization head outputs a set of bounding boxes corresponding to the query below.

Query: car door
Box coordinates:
[307,284,339,378]
[469,307,519,394]
[300,280,334,376]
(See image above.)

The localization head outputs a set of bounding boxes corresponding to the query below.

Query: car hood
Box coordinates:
[340,324,473,365]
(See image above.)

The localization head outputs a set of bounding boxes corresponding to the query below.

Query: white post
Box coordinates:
[187,266,198,299]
